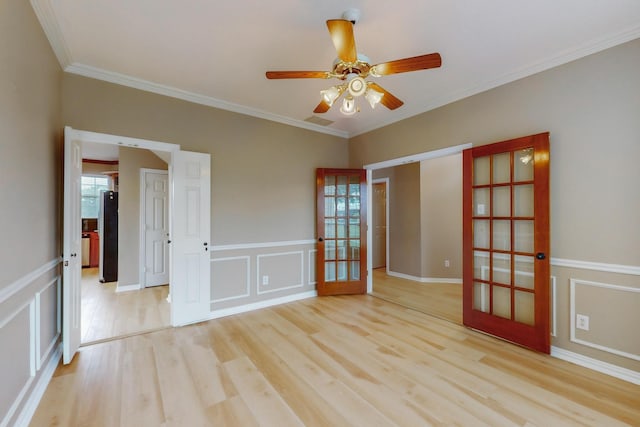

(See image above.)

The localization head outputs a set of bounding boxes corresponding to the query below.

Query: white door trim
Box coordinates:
[139,168,170,288]
[372,178,390,274]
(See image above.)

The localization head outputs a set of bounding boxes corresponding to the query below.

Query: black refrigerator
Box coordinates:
[99,191,118,283]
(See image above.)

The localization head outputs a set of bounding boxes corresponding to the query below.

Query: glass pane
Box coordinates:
[324,175,336,195]
[492,186,511,217]
[324,197,335,217]
[337,261,347,280]
[514,148,534,182]
[349,175,360,196]
[493,152,511,184]
[325,218,336,238]
[492,220,511,251]
[336,240,347,259]
[473,156,490,186]
[473,188,490,217]
[514,220,534,253]
[336,219,347,238]
[474,250,490,280]
[514,184,534,217]
[493,286,511,319]
[514,255,535,289]
[493,253,511,285]
[325,240,336,260]
[348,218,360,238]
[348,240,360,260]
[337,176,347,195]
[336,197,346,216]
[473,282,490,312]
[350,261,360,280]
[515,290,535,325]
[348,196,360,217]
[325,262,336,282]
[474,220,489,249]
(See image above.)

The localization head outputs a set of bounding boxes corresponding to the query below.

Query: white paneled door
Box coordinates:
[143,169,170,287]
[171,150,211,326]
[62,126,82,364]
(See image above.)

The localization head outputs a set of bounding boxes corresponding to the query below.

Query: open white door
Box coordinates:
[170,150,211,326]
[62,126,82,364]
[142,169,170,287]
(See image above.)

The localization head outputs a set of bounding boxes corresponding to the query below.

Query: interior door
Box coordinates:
[171,150,211,326]
[144,170,169,287]
[316,168,367,296]
[463,132,550,353]
[62,126,82,364]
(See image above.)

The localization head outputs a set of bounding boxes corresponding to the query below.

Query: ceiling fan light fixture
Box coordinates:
[320,85,343,106]
[365,87,384,108]
[347,76,367,97]
[340,95,357,115]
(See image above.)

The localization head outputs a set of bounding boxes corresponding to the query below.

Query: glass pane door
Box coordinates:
[316,169,367,296]
[463,133,550,353]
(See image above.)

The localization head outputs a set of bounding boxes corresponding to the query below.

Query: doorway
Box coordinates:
[366,144,471,325]
[79,150,170,344]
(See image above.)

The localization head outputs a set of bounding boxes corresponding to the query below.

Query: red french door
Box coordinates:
[463,133,551,353]
[316,168,367,296]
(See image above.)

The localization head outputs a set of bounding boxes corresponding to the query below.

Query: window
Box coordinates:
[81,176,110,218]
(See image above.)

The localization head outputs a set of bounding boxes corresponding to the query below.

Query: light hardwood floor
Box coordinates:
[81,268,170,344]
[372,268,462,324]
[33,294,639,426]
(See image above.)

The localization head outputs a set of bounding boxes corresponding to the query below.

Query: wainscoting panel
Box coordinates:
[257,251,304,295]
[308,249,317,285]
[211,256,250,303]
[570,278,640,361]
[36,278,60,369]
[0,305,33,427]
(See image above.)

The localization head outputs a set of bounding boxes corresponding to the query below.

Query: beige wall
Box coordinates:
[0,0,62,425]
[420,153,462,279]
[374,164,422,277]
[118,148,168,287]
[351,39,640,371]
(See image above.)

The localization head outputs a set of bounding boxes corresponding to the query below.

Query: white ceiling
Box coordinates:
[32,1,640,138]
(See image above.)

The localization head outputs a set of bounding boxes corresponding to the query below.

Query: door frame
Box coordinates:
[139,168,170,288]
[371,178,390,274]
[63,127,181,361]
[364,143,472,293]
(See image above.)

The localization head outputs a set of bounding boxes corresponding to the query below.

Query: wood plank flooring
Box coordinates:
[32,295,640,426]
[372,268,462,324]
[81,268,170,344]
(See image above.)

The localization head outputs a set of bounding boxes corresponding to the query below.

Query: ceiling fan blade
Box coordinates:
[326,19,357,63]
[368,82,404,110]
[372,53,442,76]
[313,100,331,113]
[265,71,330,79]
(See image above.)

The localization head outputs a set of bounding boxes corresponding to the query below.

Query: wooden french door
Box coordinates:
[316,168,367,295]
[463,133,551,353]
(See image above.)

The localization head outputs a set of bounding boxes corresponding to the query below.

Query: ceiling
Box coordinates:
[32,1,640,138]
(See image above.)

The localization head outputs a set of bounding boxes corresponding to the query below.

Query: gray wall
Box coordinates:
[0,0,63,425]
[351,39,640,372]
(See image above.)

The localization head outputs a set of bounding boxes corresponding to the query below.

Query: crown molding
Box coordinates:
[351,24,640,137]
[64,63,349,139]
[30,0,72,68]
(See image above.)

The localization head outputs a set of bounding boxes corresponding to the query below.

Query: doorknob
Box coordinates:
[318,237,324,242]
[204,242,208,251]
[536,252,546,260]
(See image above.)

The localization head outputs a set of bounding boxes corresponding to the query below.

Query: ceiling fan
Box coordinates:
[265,11,442,115]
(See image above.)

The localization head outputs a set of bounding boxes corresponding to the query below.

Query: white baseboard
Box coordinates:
[210,290,317,320]
[115,283,141,293]
[13,343,62,427]
[551,346,640,385]
[387,270,462,284]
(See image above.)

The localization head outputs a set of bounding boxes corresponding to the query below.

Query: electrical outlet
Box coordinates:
[262,275,269,286]
[444,259,450,268]
[576,314,590,331]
